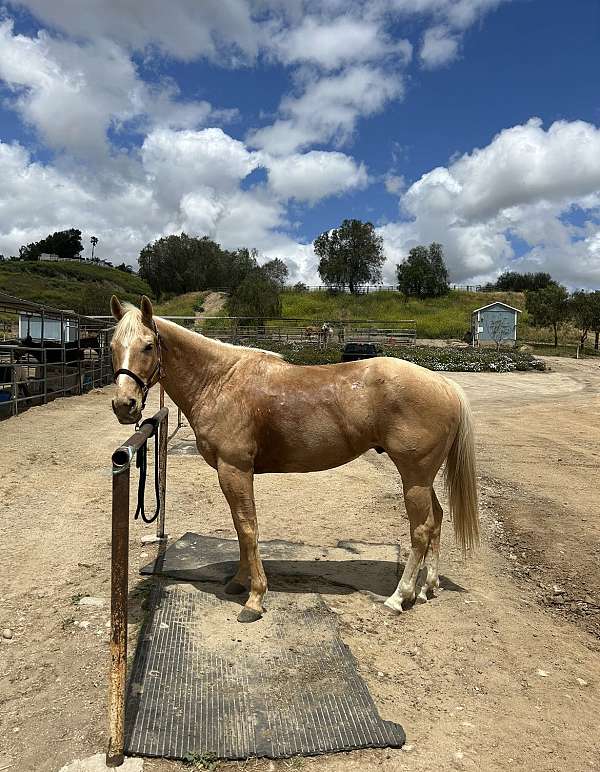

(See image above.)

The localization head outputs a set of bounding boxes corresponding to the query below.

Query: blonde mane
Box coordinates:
[114,306,283,359]
[112,304,148,346]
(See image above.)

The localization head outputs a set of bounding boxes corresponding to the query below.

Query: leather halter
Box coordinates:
[113,320,163,409]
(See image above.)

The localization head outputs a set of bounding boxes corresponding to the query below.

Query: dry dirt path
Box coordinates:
[0,358,599,772]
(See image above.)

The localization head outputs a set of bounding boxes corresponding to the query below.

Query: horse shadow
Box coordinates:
[138,543,466,609]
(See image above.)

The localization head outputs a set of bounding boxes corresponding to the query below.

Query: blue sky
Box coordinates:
[0,0,599,286]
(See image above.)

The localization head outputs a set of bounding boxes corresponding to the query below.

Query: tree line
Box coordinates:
[8,224,599,347]
[526,284,600,349]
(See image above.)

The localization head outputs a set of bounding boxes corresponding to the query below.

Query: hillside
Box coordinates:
[111,285,579,347]
[0,260,152,315]
[154,291,227,317]
[280,289,529,339]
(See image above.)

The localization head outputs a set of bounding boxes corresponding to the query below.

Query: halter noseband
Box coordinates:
[113,320,163,409]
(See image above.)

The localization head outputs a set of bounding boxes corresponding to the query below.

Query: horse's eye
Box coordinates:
[144,342,153,352]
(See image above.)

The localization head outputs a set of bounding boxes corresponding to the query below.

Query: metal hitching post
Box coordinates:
[106,458,130,767]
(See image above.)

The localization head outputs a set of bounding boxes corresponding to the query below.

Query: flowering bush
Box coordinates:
[245,341,546,372]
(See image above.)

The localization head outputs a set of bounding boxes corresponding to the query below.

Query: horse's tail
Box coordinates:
[444,383,479,555]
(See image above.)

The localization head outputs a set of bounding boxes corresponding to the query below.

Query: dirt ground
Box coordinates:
[1,356,599,772]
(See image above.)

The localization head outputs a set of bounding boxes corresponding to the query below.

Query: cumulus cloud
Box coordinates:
[266,151,368,204]
[272,15,412,70]
[142,128,260,206]
[8,0,260,63]
[379,118,600,287]
[0,131,313,272]
[248,66,403,154]
[0,20,223,160]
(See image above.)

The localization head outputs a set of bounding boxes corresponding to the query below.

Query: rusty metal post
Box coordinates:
[10,349,17,416]
[107,462,130,767]
[106,409,168,766]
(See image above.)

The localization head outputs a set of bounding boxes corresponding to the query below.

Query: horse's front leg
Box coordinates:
[217,459,267,623]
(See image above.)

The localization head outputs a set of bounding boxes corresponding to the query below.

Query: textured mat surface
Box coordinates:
[125,582,405,760]
[141,532,400,597]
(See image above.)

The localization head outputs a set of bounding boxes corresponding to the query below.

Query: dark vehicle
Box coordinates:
[341,342,380,361]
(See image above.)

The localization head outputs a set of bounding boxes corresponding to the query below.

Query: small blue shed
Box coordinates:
[471,302,521,347]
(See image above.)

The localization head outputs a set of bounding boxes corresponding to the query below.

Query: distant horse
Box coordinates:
[16,335,101,364]
[304,325,321,341]
[319,323,334,350]
[110,296,478,624]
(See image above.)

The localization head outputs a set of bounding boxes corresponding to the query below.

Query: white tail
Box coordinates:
[445,384,479,554]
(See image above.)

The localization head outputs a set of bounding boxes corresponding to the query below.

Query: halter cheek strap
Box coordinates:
[113,322,163,410]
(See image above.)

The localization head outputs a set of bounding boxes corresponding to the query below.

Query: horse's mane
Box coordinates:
[114,306,283,359]
[112,304,146,346]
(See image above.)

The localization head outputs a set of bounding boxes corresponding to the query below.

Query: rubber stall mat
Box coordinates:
[125,582,405,760]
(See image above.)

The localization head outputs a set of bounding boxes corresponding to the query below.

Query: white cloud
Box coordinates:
[379,118,600,288]
[9,0,260,63]
[266,151,368,204]
[420,25,460,68]
[142,128,260,206]
[0,132,309,273]
[384,173,406,194]
[272,15,412,70]
[0,140,164,260]
[249,66,403,154]
[387,0,507,29]
[0,20,223,160]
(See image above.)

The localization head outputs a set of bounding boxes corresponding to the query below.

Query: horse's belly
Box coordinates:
[253,435,370,474]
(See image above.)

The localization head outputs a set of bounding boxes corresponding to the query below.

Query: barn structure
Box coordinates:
[0,292,114,419]
[471,301,521,347]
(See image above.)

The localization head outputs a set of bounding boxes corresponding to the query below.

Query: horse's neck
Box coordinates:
[155,318,238,420]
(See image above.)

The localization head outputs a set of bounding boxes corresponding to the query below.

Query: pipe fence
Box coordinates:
[0,331,113,419]
[155,318,418,346]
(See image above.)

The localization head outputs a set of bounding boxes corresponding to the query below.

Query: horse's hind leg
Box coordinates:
[417,489,443,602]
[217,460,267,623]
[384,474,435,613]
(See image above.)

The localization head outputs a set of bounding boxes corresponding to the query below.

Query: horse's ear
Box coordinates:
[140,295,154,325]
[111,295,124,321]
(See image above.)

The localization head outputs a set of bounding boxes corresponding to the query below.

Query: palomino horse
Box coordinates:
[110,296,478,623]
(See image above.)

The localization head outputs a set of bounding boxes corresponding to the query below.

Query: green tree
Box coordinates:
[494,271,555,292]
[19,229,84,261]
[228,268,282,321]
[138,234,257,298]
[569,290,600,350]
[525,284,569,347]
[396,242,450,298]
[261,258,289,287]
[314,219,385,294]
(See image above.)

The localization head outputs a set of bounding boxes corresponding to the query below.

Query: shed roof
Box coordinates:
[472,301,522,315]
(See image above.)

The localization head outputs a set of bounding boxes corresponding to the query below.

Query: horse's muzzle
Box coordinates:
[112,396,141,425]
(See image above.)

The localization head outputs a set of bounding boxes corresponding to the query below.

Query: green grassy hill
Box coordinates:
[0,260,152,315]
[280,289,529,339]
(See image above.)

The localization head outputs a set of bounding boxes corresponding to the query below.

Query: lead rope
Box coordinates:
[134,426,161,524]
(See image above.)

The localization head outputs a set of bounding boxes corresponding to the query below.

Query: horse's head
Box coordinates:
[110,295,162,425]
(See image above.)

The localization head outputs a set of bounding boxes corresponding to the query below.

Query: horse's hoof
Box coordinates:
[237,607,262,623]
[383,596,403,614]
[224,579,247,595]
